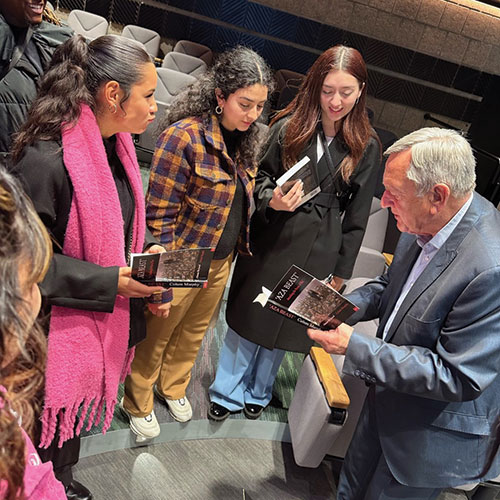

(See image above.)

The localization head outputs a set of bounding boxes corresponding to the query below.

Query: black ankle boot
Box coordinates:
[65,480,93,500]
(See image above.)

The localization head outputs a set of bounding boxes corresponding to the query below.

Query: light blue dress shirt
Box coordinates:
[382,195,473,340]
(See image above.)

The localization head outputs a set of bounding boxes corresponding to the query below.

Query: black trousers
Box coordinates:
[36,420,81,488]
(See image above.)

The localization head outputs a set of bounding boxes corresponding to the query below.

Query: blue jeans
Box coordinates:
[209,327,286,411]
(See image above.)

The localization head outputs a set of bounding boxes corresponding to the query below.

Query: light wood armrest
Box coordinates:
[310,346,350,409]
[383,252,394,266]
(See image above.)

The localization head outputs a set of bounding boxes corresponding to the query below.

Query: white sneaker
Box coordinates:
[154,386,192,422]
[119,398,160,442]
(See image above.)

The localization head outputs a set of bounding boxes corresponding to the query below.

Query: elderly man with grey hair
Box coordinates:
[308,127,500,499]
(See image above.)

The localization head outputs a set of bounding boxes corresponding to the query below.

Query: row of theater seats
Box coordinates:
[61,9,315,157]
[64,9,213,65]
[62,10,306,111]
[61,10,215,158]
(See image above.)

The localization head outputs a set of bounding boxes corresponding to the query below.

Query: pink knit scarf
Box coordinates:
[40,104,146,448]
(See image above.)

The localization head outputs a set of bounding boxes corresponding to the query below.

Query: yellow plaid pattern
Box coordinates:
[147,114,256,256]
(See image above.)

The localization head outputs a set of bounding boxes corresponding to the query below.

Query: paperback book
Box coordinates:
[276,155,320,207]
[130,247,214,287]
[254,265,358,330]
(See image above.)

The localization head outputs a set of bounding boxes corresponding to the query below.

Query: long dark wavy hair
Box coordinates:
[0,167,51,500]
[271,45,374,182]
[11,34,152,163]
[160,46,275,168]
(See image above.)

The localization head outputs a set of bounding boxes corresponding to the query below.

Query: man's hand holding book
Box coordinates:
[307,323,353,355]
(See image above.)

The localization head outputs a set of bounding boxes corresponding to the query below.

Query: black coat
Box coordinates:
[226,120,381,353]
[0,15,72,154]
[14,139,156,347]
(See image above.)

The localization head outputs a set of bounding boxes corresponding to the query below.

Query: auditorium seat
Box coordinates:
[273,69,305,110]
[161,52,207,78]
[351,197,389,279]
[288,277,378,467]
[155,68,197,106]
[121,25,161,59]
[136,68,197,154]
[455,476,500,498]
[66,10,108,40]
[173,40,213,66]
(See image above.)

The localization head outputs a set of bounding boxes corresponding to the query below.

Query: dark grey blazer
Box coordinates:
[344,193,500,488]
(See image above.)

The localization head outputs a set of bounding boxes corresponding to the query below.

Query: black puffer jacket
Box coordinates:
[0,14,72,154]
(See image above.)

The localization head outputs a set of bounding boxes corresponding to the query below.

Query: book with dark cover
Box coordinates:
[255,265,359,330]
[130,247,215,288]
[276,155,320,207]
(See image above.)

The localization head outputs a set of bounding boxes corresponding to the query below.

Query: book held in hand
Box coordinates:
[276,155,320,207]
[130,247,215,287]
[254,265,358,330]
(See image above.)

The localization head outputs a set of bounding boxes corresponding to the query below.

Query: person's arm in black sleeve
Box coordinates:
[14,142,119,312]
[254,121,286,223]
[334,137,381,279]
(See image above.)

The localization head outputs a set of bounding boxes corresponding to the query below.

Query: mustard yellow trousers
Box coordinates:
[124,254,232,417]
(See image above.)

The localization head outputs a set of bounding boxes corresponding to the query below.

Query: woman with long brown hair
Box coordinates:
[0,166,65,499]
[209,45,381,421]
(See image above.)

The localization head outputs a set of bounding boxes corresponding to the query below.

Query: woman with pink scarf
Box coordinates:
[11,34,167,500]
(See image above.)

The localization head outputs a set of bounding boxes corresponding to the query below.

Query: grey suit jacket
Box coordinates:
[344,193,500,488]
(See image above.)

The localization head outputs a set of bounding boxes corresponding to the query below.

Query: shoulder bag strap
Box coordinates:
[318,130,344,195]
[318,130,354,214]
[0,26,34,82]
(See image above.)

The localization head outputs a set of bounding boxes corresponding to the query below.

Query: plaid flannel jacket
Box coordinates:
[147,113,257,260]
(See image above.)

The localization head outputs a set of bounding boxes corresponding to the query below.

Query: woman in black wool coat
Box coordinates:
[208,45,381,421]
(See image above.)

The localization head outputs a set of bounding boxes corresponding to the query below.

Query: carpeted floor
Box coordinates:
[75,439,339,500]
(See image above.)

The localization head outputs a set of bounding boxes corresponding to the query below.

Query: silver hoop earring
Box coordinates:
[109,103,117,114]
[215,105,223,115]
[355,97,359,105]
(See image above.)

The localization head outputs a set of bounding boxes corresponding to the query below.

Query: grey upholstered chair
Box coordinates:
[161,52,207,78]
[351,197,389,279]
[288,277,378,468]
[121,25,161,58]
[172,40,213,66]
[136,68,197,153]
[66,10,108,40]
[154,68,197,104]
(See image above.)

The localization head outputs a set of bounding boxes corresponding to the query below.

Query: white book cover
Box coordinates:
[276,155,320,207]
